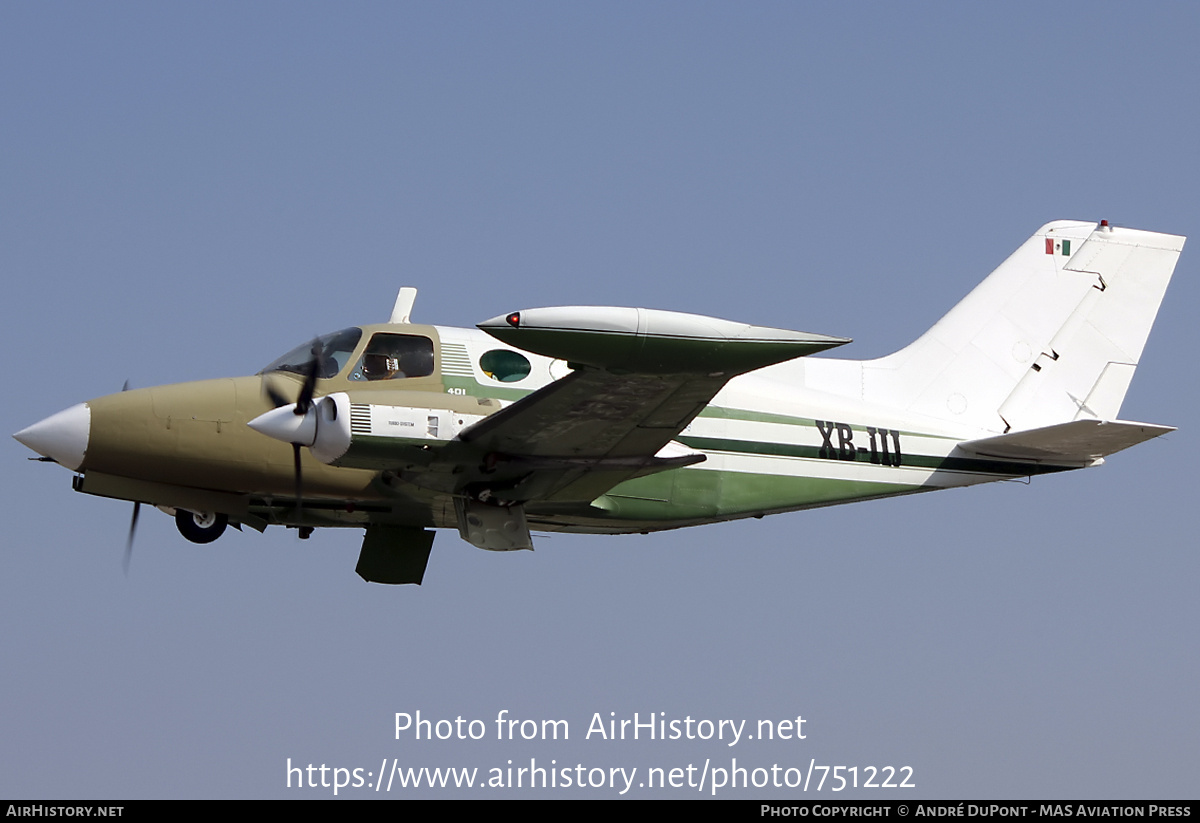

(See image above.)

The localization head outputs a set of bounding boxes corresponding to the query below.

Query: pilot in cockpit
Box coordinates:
[353,333,435,381]
[361,351,404,380]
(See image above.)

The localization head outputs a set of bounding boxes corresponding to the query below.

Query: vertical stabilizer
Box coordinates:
[856,221,1184,433]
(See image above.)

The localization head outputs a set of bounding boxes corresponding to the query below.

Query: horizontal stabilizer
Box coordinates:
[960,419,1174,465]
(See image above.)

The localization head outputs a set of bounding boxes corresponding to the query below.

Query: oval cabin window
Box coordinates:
[479,349,531,383]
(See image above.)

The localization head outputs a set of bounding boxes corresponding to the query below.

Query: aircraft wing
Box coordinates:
[456,306,850,504]
[461,367,722,461]
[456,367,727,504]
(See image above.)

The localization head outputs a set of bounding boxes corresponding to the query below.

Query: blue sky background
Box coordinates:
[2,3,1197,798]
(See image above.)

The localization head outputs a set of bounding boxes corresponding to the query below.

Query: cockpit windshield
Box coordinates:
[259,328,363,379]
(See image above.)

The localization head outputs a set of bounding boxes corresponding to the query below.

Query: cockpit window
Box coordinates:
[349,333,435,381]
[259,328,363,379]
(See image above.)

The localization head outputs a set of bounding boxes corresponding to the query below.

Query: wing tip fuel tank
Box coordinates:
[479,306,850,375]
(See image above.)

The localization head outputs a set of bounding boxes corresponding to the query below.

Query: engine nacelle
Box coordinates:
[248,392,488,468]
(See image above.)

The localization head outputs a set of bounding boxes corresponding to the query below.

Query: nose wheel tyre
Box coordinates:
[175,510,228,544]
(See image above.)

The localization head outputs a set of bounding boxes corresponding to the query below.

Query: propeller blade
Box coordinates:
[262,376,291,409]
[123,501,141,576]
[293,442,304,523]
[259,340,320,524]
[295,340,322,415]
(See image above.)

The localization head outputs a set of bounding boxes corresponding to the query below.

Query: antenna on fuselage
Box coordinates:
[389,287,418,324]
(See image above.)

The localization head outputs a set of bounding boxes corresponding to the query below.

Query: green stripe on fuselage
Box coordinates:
[441,375,531,401]
[676,436,1072,477]
[586,435,1072,525]
[593,468,917,524]
[694,405,958,440]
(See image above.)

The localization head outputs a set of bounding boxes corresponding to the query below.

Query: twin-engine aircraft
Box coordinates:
[14,220,1184,584]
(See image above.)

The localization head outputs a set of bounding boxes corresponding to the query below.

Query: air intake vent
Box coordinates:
[350,404,372,436]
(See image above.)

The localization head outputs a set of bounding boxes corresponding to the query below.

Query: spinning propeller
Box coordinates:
[256,340,324,520]
[124,501,139,576]
[119,379,139,575]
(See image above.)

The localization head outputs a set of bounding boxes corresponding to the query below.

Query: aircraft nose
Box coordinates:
[13,403,90,470]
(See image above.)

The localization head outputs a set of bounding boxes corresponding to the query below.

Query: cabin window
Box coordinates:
[349,333,435,381]
[479,349,532,383]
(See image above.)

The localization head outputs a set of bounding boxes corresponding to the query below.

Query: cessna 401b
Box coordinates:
[14,220,1184,584]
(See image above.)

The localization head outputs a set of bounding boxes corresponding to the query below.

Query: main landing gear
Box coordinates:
[175,509,228,544]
